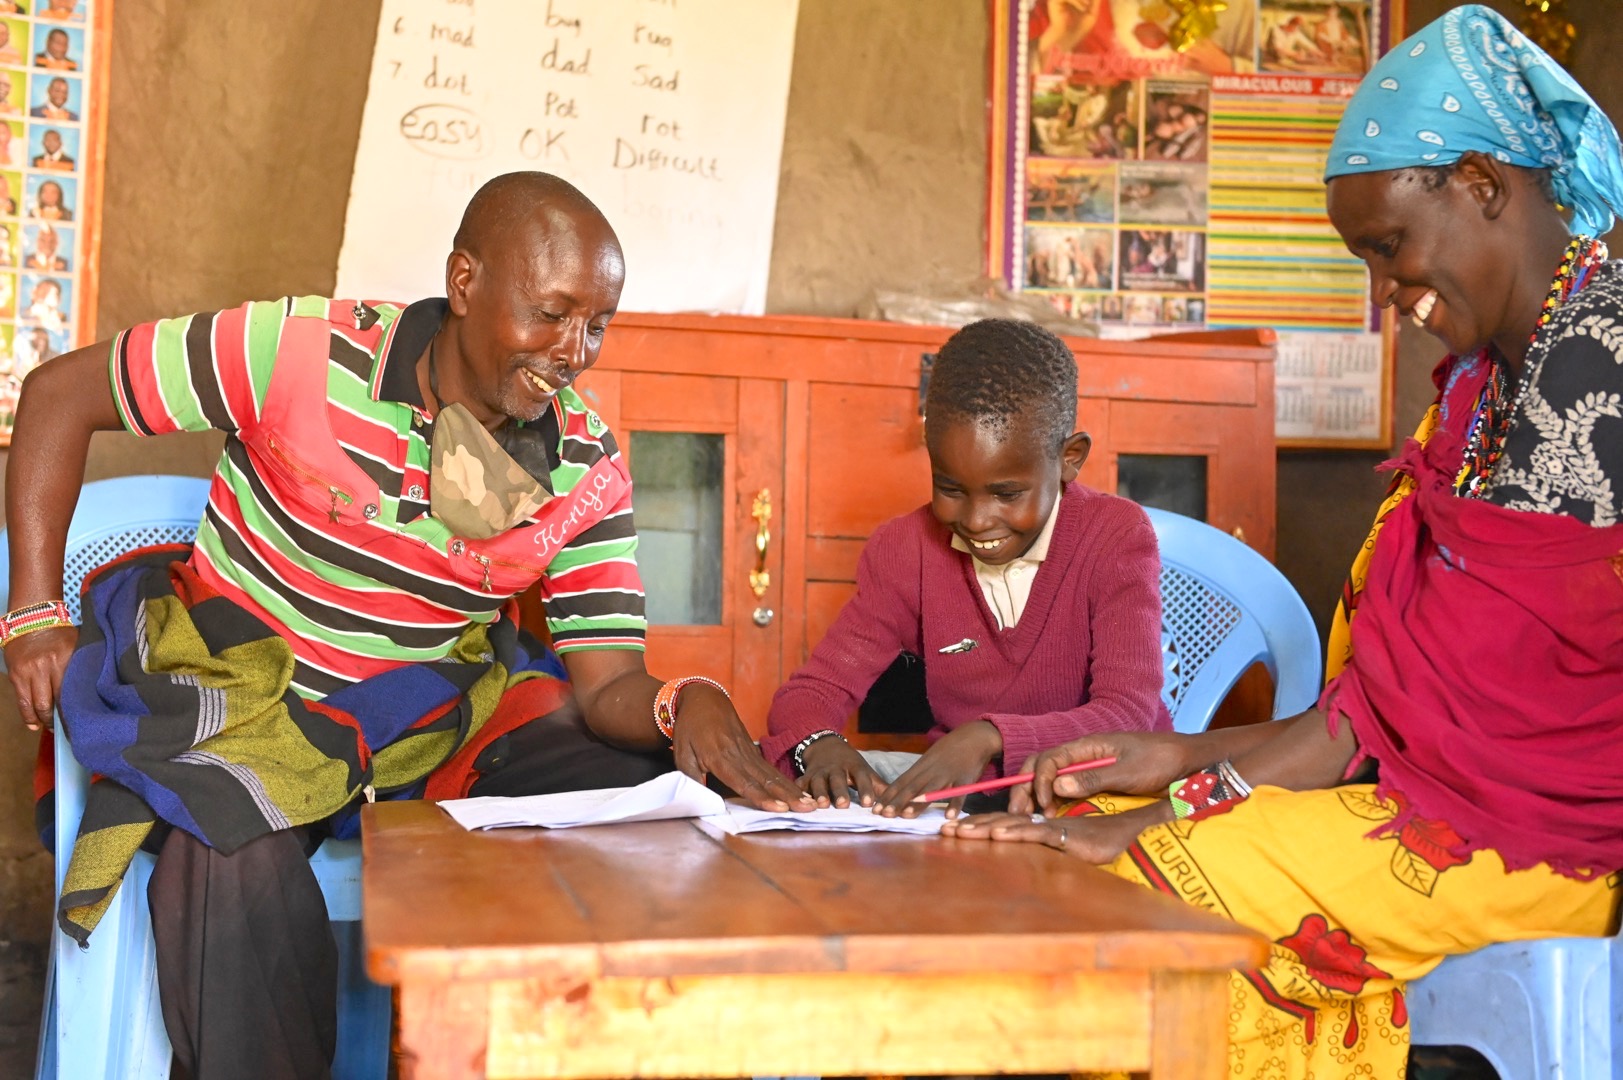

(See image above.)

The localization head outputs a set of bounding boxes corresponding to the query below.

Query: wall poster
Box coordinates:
[989,0,1407,448]
[0,0,106,446]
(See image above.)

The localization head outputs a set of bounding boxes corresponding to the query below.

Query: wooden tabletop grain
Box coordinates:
[361,799,1265,986]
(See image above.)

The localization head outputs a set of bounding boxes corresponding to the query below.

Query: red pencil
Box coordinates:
[911,756,1118,804]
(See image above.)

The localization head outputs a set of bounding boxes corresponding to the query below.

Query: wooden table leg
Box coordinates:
[1149,971,1230,1079]
[398,982,490,1080]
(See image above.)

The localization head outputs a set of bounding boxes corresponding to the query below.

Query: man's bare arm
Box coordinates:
[4,344,128,728]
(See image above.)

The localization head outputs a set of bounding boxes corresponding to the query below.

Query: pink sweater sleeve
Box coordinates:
[760,515,925,774]
[982,509,1172,773]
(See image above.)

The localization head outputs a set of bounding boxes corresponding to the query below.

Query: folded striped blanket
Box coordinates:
[55,546,565,944]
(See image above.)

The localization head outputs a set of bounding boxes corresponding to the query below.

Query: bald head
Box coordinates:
[453,172,618,263]
[440,173,627,428]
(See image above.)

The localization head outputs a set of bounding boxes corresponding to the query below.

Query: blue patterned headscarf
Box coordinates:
[1325,4,1623,235]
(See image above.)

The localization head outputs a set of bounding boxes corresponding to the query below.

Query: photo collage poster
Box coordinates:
[0,0,99,444]
[991,0,1403,447]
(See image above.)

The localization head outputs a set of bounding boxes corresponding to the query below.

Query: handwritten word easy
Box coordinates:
[399,103,486,160]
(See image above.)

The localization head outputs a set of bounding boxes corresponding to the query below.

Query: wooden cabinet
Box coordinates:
[585,315,1276,737]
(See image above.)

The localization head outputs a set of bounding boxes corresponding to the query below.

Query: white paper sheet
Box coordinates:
[440,770,949,837]
[700,804,949,838]
[439,770,725,830]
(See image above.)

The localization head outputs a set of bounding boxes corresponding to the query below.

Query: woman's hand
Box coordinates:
[942,802,1169,864]
[797,735,885,808]
[873,720,1003,819]
[1009,731,1195,817]
[4,625,74,731]
[672,683,814,813]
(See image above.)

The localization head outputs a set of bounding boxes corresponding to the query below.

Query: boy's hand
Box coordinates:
[873,720,1002,819]
[1011,731,1192,817]
[798,736,885,809]
[941,801,1168,864]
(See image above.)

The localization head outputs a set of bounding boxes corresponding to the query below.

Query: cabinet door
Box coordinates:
[591,372,786,736]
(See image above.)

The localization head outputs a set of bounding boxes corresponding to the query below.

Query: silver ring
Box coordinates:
[1058,826,1069,849]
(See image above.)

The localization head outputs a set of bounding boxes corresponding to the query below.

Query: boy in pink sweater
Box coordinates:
[760,318,1172,816]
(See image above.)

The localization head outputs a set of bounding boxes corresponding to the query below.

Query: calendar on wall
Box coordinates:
[0,0,107,446]
[989,0,1406,448]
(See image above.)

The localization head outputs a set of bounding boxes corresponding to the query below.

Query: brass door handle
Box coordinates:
[749,489,772,599]
[749,489,773,627]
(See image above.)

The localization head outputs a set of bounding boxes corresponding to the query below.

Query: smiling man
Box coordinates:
[2,172,808,1080]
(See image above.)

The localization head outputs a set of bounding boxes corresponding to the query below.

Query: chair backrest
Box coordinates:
[0,474,210,878]
[1143,507,1322,734]
[55,475,213,620]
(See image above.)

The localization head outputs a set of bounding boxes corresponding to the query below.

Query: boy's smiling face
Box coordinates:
[927,414,1089,567]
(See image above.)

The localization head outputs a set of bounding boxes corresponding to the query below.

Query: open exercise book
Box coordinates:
[439,770,947,837]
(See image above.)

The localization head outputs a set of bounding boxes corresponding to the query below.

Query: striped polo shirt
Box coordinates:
[108,295,646,699]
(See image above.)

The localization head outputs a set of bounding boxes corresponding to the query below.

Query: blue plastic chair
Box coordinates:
[0,475,390,1080]
[1408,936,1620,1078]
[1143,507,1321,732]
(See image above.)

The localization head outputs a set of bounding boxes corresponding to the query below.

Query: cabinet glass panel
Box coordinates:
[1117,454,1207,521]
[629,432,724,625]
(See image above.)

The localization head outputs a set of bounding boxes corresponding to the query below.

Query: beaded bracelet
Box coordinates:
[790,729,845,776]
[0,600,72,648]
[652,675,731,741]
[1168,758,1252,820]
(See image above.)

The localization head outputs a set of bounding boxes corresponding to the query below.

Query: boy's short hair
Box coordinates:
[925,318,1078,453]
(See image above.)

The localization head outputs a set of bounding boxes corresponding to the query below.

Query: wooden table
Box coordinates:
[362,800,1267,1080]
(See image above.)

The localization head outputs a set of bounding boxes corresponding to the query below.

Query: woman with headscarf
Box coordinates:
[945,7,1623,1077]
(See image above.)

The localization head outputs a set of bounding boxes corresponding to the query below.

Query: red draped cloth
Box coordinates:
[1324,359,1623,877]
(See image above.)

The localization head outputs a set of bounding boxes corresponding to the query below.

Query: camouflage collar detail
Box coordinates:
[429,403,553,540]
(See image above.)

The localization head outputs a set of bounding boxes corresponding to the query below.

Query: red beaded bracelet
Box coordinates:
[0,599,73,647]
[653,675,731,741]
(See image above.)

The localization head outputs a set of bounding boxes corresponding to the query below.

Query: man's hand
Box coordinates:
[1009,730,1194,817]
[4,625,74,731]
[941,801,1168,864]
[671,682,813,813]
[797,735,884,808]
[563,651,811,812]
[873,720,1002,819]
